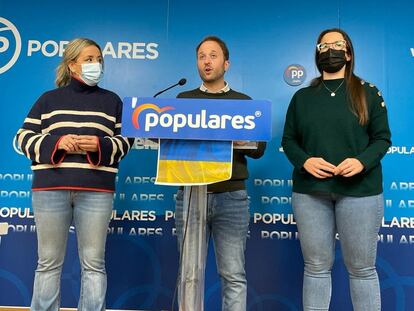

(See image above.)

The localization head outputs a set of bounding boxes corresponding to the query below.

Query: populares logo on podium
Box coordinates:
[122,97,272,185]
[122,97,272,141]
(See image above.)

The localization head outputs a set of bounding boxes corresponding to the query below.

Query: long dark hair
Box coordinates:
[311,28,368,125]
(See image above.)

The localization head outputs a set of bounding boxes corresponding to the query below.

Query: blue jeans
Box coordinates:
[31,190,113,311]
[175,189,250,311]
[292,192,383,311]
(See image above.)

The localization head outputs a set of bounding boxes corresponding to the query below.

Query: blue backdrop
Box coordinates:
[0,0,413,310]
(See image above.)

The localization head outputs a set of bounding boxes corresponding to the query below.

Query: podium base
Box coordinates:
[178,185,208,311]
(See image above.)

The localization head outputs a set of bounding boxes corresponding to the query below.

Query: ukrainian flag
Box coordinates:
[155,139,233,186]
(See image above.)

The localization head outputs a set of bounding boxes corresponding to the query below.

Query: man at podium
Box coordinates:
[175,36,266,311]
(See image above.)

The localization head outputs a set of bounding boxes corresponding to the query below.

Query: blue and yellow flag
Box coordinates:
[155,139,233,186]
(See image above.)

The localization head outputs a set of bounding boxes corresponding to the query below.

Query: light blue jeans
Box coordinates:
[175,189,250,311]
[30,190,113,311]
[292,192,383,311]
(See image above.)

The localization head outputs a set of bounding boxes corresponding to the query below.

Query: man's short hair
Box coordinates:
[196,36,229,61]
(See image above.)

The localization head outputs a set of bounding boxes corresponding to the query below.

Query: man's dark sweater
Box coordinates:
[282,78,391,196]
[177,88,266,193]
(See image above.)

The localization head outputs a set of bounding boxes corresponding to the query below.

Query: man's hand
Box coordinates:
[233,141,248,146]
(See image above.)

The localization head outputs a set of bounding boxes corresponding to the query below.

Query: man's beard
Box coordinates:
[199,67,225,83]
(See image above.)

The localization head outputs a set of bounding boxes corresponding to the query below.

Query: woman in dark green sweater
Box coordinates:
[282,28,391,310]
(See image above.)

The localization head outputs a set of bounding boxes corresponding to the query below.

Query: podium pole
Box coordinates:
[178,185,208,311]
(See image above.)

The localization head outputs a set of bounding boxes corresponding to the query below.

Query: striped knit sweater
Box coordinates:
[16,78,132,192]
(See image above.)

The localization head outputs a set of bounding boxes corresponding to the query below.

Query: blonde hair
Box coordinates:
[55,38,102,87]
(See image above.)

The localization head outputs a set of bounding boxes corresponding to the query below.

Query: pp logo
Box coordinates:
[283,64,306,86]
[0,17,22,74]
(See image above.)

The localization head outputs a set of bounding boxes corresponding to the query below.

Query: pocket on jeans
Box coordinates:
[224,190,248,200]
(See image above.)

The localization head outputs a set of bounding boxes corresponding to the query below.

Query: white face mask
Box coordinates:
[80,62,103,86]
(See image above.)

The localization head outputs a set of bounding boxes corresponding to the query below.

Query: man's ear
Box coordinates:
[224,60,230,71]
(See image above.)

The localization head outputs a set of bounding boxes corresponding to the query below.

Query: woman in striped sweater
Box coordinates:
[16,38,132,311]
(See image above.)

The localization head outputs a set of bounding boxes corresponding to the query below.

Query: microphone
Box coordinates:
[153,78,187,97]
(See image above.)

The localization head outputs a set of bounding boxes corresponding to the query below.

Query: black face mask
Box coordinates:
[317,49,347,73]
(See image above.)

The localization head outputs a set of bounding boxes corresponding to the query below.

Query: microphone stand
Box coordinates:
[154,78,187,97]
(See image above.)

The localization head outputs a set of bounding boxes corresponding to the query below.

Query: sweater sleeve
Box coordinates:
[355,86,391,171]
[87,96,134,166]
[16,94,66,165]
[281,93,310,170]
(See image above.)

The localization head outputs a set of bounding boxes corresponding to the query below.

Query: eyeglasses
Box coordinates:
[316,40,346,52]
